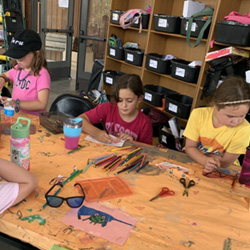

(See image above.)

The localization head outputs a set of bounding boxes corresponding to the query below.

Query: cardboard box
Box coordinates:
[182,0,205,18]
[205,46,250,62]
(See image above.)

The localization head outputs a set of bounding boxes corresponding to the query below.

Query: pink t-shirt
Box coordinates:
[0,182,19,214]
[85,102,153,145]
[8,66,51,115]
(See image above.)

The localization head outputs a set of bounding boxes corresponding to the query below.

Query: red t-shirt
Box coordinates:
[85,102,153,145]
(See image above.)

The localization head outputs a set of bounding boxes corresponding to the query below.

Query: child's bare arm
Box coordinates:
[81,114,113,143]
[0,158,38,205]
[219,152,240,168]
[185,138,220,171]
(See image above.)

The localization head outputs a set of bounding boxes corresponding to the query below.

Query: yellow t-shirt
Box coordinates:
[183,107,250,156]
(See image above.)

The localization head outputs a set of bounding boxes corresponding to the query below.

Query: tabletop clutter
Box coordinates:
[1,110,250,249]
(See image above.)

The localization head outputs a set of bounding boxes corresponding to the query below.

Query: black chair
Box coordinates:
[1,86,11,98]
[49,94,95,117]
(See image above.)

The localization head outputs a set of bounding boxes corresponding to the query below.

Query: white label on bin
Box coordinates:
[175,67,185,77]
[162,135,167,144]
[112,13,119,21]
[144,92,152,101]
[168,103,178,113]
[106,77,113,85]
[149,59,158,69]
[127,53,134,62]
[158,18,167,28]
[109,48,116,56]
[185,21,197,32]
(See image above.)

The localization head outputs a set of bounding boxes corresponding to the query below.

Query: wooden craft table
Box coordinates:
[0,113,250,250]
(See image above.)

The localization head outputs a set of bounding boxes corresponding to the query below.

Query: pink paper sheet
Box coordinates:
[62,202,138,245]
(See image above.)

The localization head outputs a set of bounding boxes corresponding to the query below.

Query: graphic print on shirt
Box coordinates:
[106,122,138,140]
[15,78,30,90]
[197,137,224,156]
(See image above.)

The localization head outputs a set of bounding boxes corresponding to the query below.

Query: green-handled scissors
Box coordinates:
[180,178,195,197]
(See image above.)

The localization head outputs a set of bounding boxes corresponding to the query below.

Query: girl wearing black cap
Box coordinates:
[0,29,51,115]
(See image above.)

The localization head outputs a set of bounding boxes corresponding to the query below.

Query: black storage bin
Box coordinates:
[171,59,200,83]
[2,0,22,14]
[145,53,172,74]
[110,10,124,25]
[108,45,124,60]
[215,21,250,46]
[144,84,177,107]
[124,48,144,66]
[103,70,125,85]
[165,94,193,119]
[180,17,210,38]
[154,14,181,33]
[5,16,24,33]
[131,13,150,29]
[159,129,184,151]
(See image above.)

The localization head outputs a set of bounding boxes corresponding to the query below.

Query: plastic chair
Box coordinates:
[49,94,95,117]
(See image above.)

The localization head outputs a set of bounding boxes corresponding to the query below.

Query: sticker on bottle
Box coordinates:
[112,13,119,21]
[185,22,198,32]
[158,18,168,28]
[149,59,158,69]
[175,67,185,77]
[109,48,116,56]
[105,77,113,85]
[127,53,134,62]
[168,103,178,113]
[144,92,152,101]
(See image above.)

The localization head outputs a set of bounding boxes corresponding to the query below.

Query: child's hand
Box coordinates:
[95,131,114,144]
[204,157,221,173]
[0,97,16,107]
[117,132,133,142]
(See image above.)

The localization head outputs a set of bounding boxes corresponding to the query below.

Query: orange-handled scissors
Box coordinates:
[149,187,175,202]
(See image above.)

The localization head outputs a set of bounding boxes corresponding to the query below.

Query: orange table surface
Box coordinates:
[0,112,250,250]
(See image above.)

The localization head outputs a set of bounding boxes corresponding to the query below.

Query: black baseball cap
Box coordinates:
[3,29,42,59]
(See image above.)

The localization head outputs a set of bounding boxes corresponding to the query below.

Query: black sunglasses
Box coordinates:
[45,183,85,208]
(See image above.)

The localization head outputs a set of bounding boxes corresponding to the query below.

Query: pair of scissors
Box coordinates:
[149,187,175,201]
[180,178,195,197]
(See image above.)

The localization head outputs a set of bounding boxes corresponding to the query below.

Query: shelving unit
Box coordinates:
[104,0,250,125]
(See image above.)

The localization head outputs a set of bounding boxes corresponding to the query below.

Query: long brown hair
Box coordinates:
[10,49,49,76]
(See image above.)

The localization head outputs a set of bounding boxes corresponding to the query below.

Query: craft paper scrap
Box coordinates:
[84,135,125,147]
[62,202,138,245]
[156,161,189,173]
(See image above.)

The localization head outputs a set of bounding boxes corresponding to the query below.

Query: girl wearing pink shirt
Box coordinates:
[0,29,51,115]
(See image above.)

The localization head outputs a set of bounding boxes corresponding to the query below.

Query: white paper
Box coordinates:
[158,18,167,28]
[246,70,250,84]
[109,48,116,56]
[58,0,69,8]
[84,135,125,147]
[144,92,152,101]
[149,59,158,69]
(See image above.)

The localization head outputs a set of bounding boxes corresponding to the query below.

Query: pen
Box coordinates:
[68,145,85,154]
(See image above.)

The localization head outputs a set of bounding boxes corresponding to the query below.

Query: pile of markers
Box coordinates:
[89,145,149,174]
